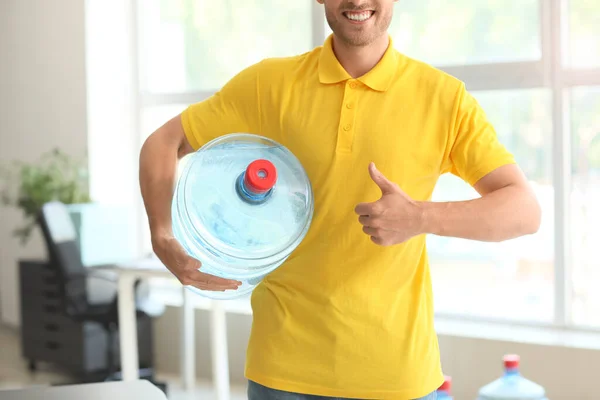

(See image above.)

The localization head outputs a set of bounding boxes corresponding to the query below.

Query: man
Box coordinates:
[139,0,541,398]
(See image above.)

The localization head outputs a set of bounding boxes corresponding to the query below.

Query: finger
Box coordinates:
[180,276,238,291]
[358,215,370,226]
[370,235,385,246]
[362,226,379,236]
[368,162,399,196]
[358,215,378,227]
[186,270,241,289]
[197,272,242,288]
[190,282,237,292]
[359,215,393,231]
[189,281,239,291]
[355,202,377,216]
[180,256,241,287]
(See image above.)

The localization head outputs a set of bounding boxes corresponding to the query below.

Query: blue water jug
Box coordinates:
[172,133,314,300]
[437,375,453,399]
[477,355,548,400]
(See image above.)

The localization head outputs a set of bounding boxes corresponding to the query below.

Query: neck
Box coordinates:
[331,34,390,78]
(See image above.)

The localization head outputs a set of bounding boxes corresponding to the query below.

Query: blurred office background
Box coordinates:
[0,0,599,399]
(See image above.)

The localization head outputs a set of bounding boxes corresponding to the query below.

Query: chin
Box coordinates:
[337,31,379,47]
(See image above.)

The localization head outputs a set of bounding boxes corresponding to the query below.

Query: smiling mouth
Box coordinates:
[342,10,375,22]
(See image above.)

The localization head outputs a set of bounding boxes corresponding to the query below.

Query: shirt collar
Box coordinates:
[318,34,400,92]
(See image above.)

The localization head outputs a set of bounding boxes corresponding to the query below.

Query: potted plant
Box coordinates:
[0,148,91,245]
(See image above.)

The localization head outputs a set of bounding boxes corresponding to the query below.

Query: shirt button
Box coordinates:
[343,124,351,131]
[349,82,357,89]
[346,103,353,109]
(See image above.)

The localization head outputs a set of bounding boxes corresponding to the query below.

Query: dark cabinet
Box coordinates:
[18,260,154,379]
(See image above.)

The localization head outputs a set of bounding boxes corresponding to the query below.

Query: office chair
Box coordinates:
[36,201,166,389]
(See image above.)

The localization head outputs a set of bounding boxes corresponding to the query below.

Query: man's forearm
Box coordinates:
[139,118,188,244]
[419,184,541,242]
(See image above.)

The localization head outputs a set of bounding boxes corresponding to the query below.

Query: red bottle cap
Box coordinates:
[244,159,277,194]
[504,354,520,369]
[438,375,452,392]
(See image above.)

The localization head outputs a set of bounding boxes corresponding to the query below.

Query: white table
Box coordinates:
[96,258,243,400]
[0,380,167,400]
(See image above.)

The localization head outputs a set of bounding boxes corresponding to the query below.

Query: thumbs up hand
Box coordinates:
[354,162,425,246]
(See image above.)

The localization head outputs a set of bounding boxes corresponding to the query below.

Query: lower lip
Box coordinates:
[344,12,374,24]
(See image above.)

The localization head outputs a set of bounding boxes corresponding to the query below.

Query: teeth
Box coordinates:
[345,11,372,21]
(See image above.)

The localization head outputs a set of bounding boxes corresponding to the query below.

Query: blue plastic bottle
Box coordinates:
[437,375,453,399]
[171,133,314,300]
[477,355,548,400]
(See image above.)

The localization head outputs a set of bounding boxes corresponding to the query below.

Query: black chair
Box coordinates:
[35,201,165,389]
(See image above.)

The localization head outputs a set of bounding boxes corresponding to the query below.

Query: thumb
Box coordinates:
[369,162,398,195]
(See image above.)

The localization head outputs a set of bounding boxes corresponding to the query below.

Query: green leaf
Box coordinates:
[0,149,92,244]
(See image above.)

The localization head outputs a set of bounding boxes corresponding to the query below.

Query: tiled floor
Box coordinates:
[0,326,247,399]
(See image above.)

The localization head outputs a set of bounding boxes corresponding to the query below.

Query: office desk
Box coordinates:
[0,380,167,400]
[97,258,248,400]
[96,259,195,390]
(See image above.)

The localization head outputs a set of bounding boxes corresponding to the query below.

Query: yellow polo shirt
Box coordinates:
[181,35,515,399]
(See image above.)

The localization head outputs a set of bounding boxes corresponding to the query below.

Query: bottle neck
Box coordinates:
[504,367,520,376]
[236,172,273,204]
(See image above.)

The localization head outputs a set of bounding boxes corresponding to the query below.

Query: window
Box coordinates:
[139,0,315,93]
[421,0,600,328]
[567,0,600,68]
[429,90,554,322]
[570,86,600,327]
[324,1,542,66]
[389,0,541,66]
[132,1,600,329]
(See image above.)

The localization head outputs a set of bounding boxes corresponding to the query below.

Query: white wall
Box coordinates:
[0,0,88,327]
[437,331,597,400]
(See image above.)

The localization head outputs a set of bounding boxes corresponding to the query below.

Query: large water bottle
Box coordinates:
[437,375,453,399]
[477,355,548,400]
[172,133,314,300]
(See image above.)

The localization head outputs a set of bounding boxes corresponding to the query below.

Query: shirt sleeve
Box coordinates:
[448,83,516,186]
[180,61,263,150]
